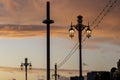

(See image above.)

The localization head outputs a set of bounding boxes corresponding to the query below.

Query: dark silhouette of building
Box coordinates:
[70,76,84,80]
[87,71,110,80]
[110,67,117,80]
[112,59,120,80]
[70,76,79,80]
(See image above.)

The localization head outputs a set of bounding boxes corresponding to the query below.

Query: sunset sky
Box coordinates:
[0,0,120,80]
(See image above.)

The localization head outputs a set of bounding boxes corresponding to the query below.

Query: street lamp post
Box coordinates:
[69,15,91,80]
[20,58,32,80]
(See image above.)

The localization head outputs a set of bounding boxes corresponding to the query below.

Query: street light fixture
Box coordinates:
[69,18,91,38]
[69,23,75,38]
[86,23,91,38]
[69,15,91,80]
[20,58,32,80]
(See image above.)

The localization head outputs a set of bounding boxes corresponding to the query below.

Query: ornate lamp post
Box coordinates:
[69,15,91,80]
[20,58,32,80]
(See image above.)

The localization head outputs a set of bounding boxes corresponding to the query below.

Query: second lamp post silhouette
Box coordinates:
[20,58,32,80]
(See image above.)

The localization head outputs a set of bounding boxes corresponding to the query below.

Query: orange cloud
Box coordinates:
[0,0,119,50]
[0,24,68,38]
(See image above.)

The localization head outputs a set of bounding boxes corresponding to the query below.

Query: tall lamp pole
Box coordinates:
[69,15,91,80]
[20,58,32,80]
[43,1,54,80]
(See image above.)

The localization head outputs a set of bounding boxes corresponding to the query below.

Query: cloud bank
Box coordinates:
[0,66,89,76]
[0,0,119,38]
[0,24,68,38]
[0,0,119,52]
